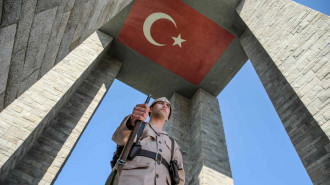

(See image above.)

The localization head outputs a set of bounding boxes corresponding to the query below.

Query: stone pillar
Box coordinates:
[0,0,133,111]
[164,93,191,183]
[164,89,233,185]
[237,0,330,184]
[189,89,232,185]
[0,31,115,183]
[4,57,121,185]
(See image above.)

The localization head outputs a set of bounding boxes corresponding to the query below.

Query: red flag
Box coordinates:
[118,0,235,85]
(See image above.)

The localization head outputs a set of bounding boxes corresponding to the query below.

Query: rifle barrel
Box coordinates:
[116,94,151,175]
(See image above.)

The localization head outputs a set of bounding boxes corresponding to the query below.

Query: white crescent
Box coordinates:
[143,12,177,46]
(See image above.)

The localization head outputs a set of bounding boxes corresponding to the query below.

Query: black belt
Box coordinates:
[136,149,170,171]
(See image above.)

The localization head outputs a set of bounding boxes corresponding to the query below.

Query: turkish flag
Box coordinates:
[118,0,235,85]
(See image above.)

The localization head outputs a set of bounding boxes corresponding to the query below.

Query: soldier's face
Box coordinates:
[151,101,170,121]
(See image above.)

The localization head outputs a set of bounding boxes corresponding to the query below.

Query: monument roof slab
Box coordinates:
[100,0,247,99]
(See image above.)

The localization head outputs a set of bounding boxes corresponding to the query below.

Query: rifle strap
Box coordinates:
[170,137,174,160]
[136,121,146,143]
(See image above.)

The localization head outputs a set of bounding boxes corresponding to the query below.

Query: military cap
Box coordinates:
[149,97,172,120]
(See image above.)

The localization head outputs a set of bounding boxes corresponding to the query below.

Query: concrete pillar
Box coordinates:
[164,93,191,184]
[189,89,232,185]
[237,0,330,184]
[164,89,233,185]
[0,31,116,184]
[1,0,133,111]
[4,57,121,185]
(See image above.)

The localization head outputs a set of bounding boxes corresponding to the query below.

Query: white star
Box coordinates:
[172,34,186,48]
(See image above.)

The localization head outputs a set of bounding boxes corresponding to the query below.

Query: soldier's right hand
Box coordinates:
[127,103,150,129]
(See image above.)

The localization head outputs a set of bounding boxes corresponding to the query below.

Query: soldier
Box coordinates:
[112,97,185,185]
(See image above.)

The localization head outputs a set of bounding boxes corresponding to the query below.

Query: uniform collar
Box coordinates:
[146,122,168,135]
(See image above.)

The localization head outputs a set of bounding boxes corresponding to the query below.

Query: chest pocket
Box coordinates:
[139,127,156,142]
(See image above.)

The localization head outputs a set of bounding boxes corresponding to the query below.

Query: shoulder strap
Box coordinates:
[170,137,175,160]
[136,122,146,142]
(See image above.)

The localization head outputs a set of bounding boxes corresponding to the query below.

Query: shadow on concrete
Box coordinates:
[3,60,115,185]
[272,69,330,184]
[240,28,330,185]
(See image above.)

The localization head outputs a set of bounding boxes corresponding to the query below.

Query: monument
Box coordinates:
[0,0,328,184]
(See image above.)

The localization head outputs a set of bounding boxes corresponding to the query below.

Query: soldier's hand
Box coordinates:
[128,103,150,129]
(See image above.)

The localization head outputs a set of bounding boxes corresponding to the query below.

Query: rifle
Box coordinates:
[105,95,151,185]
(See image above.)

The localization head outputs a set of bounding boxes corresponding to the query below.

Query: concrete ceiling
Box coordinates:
[100,0,248,99]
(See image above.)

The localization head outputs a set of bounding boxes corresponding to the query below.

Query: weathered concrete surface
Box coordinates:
[241,28,330,185]
[0,1,2,23]
[71,1,94,47]
[35,0,61,13]
[199,37,247,96]
[237,1,329,183]
[55,0,86,64]
[39,7,71,78]
[0,24,16,111]
[55,0,134,64]
[164,89,233,185]
[18,8,58,96]
[4,0,38,108]
[3,58,121,185]
[0,93,4,111]
[56,27,76,65]
[0,0,133,111]
[189,89,232,185]
[0,0,22,27]
[0,31,113,183]
[237,0,330,130]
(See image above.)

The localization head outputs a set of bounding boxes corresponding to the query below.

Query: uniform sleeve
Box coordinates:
[173,141,185,185]
[112,115,133,146]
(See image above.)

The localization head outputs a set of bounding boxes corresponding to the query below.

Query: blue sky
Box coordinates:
[54,1,329,184]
